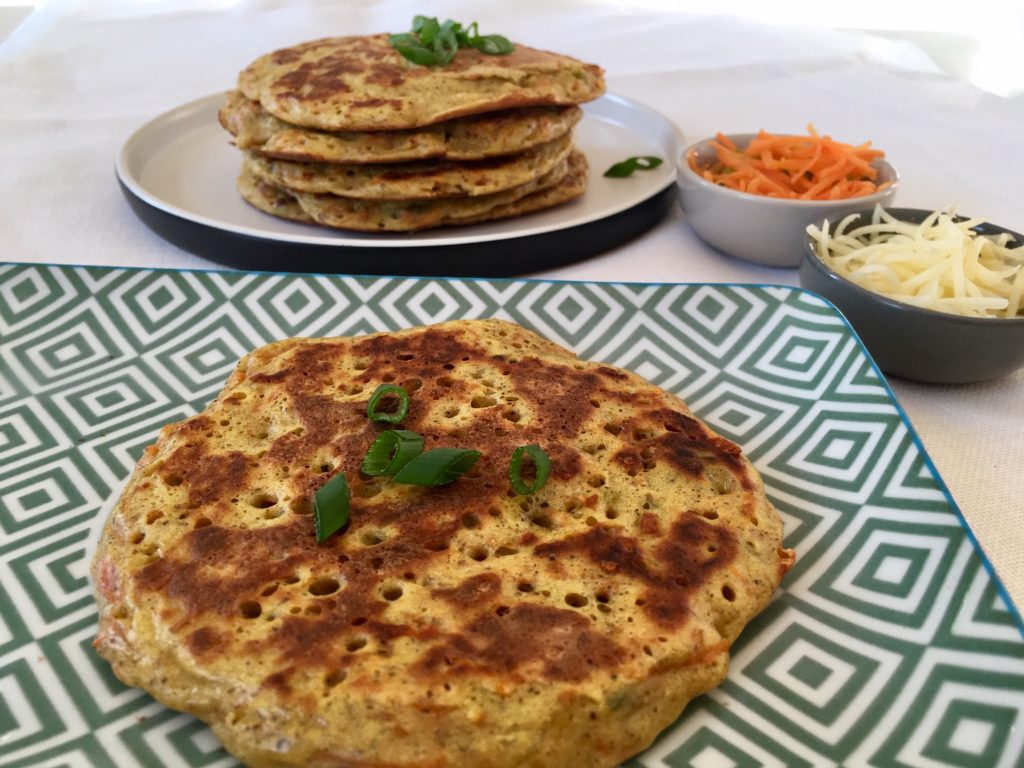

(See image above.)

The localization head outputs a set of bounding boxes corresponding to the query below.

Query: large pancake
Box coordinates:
[436,152,589,227]
[219,89,583,164]
[238,34,605,131]
[237,151,588,231]
[92,319,793,768]
[241,150,587,232]
[243,131,573,199]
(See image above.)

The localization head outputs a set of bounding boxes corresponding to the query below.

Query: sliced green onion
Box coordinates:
[314,472,350,543]
[391,16,515,67]
[367,383,409,424]
[604,156,664,178]
[389,36,436,66]
[392,448,481,486]
[361,430,424,476]
[433,20,460,65]
[468,34,514,55]
[509,444,551,495]
[413,15,439,42]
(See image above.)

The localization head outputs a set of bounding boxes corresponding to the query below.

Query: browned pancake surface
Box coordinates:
[244,131,573,199]
[219,89,583,164]
[93,320,792,768]
[236,151,588,233]
[239,34,605,131]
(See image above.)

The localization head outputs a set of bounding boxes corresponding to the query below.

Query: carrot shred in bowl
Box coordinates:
[688,125,891,201]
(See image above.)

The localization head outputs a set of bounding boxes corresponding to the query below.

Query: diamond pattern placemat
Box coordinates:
[1,264,1022,768]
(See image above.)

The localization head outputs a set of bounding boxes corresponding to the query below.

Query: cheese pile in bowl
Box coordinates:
[807,206,1023,318]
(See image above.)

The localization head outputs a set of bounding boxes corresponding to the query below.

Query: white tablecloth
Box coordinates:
[2,0,1022,611]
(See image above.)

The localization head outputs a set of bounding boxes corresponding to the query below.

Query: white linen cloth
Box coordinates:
[2,0,1022,610]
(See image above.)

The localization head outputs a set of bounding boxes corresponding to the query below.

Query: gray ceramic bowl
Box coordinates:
[678,133,899,267]
[799,207,1024,384]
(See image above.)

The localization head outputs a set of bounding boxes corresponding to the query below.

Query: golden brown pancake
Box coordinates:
[237,151,588,232]
[219,90,583,164]
[92,319,793,768]
[240,150,587,233]
[238,34,605,131]
[242,131,573,200]
[237,165,312,224]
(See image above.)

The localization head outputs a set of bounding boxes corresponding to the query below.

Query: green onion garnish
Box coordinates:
[392,447,481,486]
[604,156,664,178]
[470,34,514,56]
[314,472,350,543]
[509,444,551,495]
[361,430,424,476]
[367,383,409,424]
[389,36,438,67]
[389,15,514,67]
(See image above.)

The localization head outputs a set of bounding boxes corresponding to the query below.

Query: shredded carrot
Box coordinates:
[688,125,891,201]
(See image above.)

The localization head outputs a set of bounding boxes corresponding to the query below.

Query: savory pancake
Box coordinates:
[237,167,312,224]
[219,90,583,164]
[238,34,605,131]
[438,152,589,227]
[242,131,573,200]
[92,319,793,768]
[238,151,588,231]
[241,150,586,232]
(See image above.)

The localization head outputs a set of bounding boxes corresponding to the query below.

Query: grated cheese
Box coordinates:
[807,206,1024,318]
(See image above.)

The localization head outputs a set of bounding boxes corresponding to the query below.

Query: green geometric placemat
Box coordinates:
[1,264,1021,768]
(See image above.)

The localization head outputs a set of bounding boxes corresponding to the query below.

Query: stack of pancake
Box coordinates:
[220,34,606,233]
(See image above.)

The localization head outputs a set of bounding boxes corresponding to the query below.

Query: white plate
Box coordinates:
[115,93,682,274]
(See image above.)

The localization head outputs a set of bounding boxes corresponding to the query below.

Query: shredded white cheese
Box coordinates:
[807,205,1023,318]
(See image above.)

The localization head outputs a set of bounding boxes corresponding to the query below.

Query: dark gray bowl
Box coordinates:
[799,207,1024,384]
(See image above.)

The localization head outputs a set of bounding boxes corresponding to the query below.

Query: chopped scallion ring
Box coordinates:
[509,444,551,495]
[367,383,409,424]
[392,447,481,486]
[604,156,663,178]
[314,472,350,543]
[361,430,424,476]
[390,15,514,67]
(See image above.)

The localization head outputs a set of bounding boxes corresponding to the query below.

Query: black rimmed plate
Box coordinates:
[116,93,681,276]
